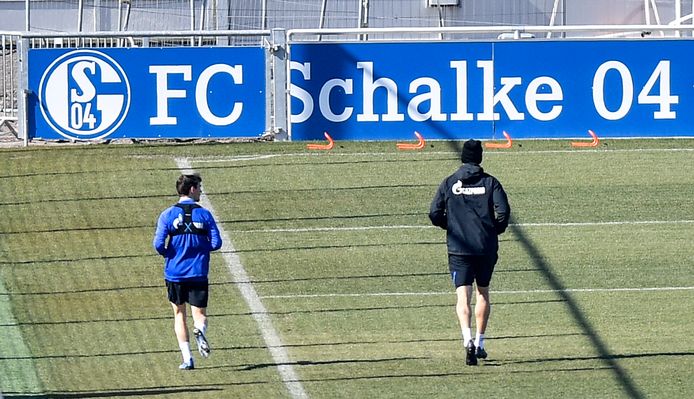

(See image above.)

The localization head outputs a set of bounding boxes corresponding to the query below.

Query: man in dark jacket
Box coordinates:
[429,139,510,366]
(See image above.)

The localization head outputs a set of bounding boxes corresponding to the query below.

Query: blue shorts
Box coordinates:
[449,254,498,288]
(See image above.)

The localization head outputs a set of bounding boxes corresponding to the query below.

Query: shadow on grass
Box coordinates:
[235,356,427,371]
[234,332,585,351]
[3,266,532,296]
[2,383,275,398]
[509,217,646,399]
[291,365,614,383]
[250,267,534,285]
[0,253,157,266]
[501,351,694,365]
[0,155,458,181]
[222,211,426,226]
[252,271,447,284]
[0,183,435,208]
[265,298,565,316]
[266,303,450,315]
[2,210,428,235]
[0,299,561,329]
[231,233,515,254]
[233,240,440,254]
[3,240,479,264]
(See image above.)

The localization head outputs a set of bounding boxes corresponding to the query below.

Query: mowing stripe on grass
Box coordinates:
[259,286,694,299]
[0,277,43,394]
[175,158,308,399]
[229,219,694,233]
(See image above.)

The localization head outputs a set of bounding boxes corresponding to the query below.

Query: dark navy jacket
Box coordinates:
[429,163,510,255]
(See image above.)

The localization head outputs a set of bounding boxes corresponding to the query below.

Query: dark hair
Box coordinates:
[176,174,202,196]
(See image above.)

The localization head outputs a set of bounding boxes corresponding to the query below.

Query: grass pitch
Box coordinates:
[0,139,693,398]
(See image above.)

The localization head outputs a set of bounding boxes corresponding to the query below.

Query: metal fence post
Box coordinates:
[17,37,29,145]
[267,28,287,140]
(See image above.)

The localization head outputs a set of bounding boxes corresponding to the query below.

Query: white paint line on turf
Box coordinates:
[190,147,694,163]
[228,219,694,234]
[259,286,694,300]
[175,158,308,399]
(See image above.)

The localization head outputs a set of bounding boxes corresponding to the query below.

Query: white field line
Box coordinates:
[191,147,694,163]
[175,158,308,399]
[228,219,694,234]
[260,286,694,300]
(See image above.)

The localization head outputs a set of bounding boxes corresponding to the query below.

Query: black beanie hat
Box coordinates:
[461,139,483,164]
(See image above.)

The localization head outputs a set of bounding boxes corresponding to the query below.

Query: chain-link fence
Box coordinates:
[1,34,18,119]
[4,1,694,34]
[2,1,569,32]
[0,34,19,140]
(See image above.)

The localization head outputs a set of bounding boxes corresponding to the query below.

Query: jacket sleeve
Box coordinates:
[153,210,170,256]
[428,181,448,229]
[206,213,223,251]
[491,178,510,234]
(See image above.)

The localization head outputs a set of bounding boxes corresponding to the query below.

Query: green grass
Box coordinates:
[1,139,693,398]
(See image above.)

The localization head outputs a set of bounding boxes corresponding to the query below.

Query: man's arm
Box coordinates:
[429,181,448,229]
[492,178,510,234]
[153,211,169,256]
[206,213,223,251]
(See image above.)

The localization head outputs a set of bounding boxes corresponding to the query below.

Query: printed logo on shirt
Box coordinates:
[452,180,486,195]
[173,214,205,231]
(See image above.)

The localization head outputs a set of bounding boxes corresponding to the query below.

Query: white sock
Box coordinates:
[194,321,207,336]
[179,341,192,363]
[462,328,472,346]
[475,333,485,349]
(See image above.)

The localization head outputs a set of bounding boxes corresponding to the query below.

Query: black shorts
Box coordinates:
[449,254,498,288]
[166,280,209,308]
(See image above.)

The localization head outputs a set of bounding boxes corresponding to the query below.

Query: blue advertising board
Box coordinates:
[28,47,265,140]
[290,40,694,140]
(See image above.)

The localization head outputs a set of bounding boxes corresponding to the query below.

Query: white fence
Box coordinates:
[0,34,20,136]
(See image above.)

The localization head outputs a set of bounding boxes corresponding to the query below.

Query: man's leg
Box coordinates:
[474,286,490,358]
[171,303,193,368]
[473,253,496,358]
[191,306,210,357]
[455,285,474,343]
[456,285,478,365]
[475,286,491,335]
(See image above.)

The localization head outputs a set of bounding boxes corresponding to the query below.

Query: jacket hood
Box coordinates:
[456,163,484,183]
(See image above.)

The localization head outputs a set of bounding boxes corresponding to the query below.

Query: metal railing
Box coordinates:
[0,33,20,137]
[286,24,694,42]
[21,29,271,48]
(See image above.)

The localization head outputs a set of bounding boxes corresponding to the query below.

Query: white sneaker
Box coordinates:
[193,328,210,358]
[179,359,194,370]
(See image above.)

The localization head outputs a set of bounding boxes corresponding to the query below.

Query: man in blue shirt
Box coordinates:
[153,174,223,370]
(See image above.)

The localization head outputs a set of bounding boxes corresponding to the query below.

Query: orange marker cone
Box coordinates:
[306,132,335,150]
[571,130,600,147]
[485,131,513,149]
[396,131,426,150]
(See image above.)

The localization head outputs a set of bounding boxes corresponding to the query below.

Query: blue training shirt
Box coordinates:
[153,198,223,282]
